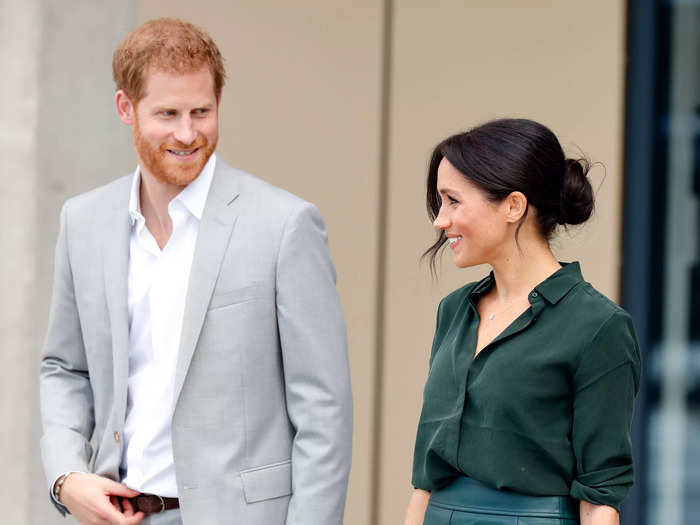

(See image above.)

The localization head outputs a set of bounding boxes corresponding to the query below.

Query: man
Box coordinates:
[40,18,352,525]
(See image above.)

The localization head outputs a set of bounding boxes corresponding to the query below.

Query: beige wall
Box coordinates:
[378,1,626,522]
[10,1,626,523]
[136,3,386,524]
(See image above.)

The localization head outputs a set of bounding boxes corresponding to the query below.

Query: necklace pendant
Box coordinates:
[488,313,495,320]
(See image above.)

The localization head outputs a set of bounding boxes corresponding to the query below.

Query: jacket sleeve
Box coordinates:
[569,310,641,511]
[275,202,353,525]
[39,202,95,515]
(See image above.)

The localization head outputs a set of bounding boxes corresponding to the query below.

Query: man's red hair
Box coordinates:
[112,17,226,104]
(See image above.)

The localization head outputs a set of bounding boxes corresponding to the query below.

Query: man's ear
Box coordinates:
[115,90,135,125]
[503,191,528,223]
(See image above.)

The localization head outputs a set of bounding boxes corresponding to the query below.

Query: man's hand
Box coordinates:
[58,472,145,525]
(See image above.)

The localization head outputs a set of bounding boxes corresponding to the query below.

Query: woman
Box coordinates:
[404,119,640,525]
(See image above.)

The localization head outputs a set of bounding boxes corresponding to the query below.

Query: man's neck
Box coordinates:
[139,169,184,249]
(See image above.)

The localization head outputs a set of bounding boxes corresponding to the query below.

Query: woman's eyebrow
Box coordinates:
[437,186,458,195]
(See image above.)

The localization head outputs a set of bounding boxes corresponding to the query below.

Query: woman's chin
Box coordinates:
[452,251,485,269]
[452,255,472,269]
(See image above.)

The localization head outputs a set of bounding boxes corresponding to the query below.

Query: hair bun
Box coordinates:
[558,158,594,225]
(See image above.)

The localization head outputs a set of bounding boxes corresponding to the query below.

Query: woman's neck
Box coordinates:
[489,241,561,303]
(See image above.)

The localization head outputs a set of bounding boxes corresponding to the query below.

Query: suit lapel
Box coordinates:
[102,183,132,426]
[173,161,241,407]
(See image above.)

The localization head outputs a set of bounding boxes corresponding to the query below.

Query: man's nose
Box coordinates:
[173,116,197,145]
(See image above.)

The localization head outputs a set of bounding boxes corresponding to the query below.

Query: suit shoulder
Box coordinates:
[216,161,319,229]
[63,175,132,219]
[234,168,310,210]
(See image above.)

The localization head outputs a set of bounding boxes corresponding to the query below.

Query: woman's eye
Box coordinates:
[448,196,458,204]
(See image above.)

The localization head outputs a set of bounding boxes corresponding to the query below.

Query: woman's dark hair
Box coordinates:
[424,118,594,273]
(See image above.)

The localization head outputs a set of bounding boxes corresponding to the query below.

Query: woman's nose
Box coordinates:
[433,210,449,230]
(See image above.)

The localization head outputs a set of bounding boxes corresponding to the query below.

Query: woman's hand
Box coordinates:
[580,500,619,525]
[403,488,431,525]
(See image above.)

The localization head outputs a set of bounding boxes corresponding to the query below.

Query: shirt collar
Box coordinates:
[533,262,584,304]
[469,261,584,305]
[128,152,217,225]
[470,272,495,298]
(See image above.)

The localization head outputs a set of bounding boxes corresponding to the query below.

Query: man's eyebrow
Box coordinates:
[187,103,215,111]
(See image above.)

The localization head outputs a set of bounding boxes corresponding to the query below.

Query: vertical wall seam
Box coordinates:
[370,0,393,524]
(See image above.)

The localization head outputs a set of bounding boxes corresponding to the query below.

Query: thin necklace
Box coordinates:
[485,297,524,321]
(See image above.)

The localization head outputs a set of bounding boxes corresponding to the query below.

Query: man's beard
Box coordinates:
[134,118,217,187]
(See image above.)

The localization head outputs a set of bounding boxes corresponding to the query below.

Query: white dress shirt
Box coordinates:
[121,153,216,496]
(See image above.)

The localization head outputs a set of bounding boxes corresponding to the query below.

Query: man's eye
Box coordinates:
[161,111,175,117]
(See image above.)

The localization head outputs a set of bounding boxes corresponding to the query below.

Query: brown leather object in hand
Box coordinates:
[130,494,180,514]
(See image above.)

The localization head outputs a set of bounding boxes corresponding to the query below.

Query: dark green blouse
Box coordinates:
[412,262,641,510]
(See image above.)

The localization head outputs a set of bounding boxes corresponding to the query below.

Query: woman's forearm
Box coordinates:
[580,500,619,525]
[403,488,431,525]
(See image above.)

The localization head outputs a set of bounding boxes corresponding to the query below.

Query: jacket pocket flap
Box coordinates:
[240,460,292,503]
[209,284,261,310]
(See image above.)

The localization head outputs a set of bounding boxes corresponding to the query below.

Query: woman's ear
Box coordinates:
[503,191,528,223]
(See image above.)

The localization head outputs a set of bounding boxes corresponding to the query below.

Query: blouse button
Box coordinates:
[531,292,539,298]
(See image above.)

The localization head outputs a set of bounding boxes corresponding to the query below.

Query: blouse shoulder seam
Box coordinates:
[572,309,633,383]
[574,360,634,394]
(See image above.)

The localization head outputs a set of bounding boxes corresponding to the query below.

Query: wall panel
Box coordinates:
[378,1,627,523]
[136,3,384,523]
[17,3,629,523]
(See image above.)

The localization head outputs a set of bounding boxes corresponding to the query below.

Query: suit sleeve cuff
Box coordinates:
[49,471,84,515]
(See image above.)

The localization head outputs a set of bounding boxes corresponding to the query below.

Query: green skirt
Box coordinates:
[424,477,580,524]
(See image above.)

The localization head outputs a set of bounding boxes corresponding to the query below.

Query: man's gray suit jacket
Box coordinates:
[39,157,353,524]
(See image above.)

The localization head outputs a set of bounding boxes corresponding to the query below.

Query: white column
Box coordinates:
[0,0,41,522]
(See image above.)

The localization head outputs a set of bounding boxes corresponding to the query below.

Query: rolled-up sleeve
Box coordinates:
[570,310,641,510]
